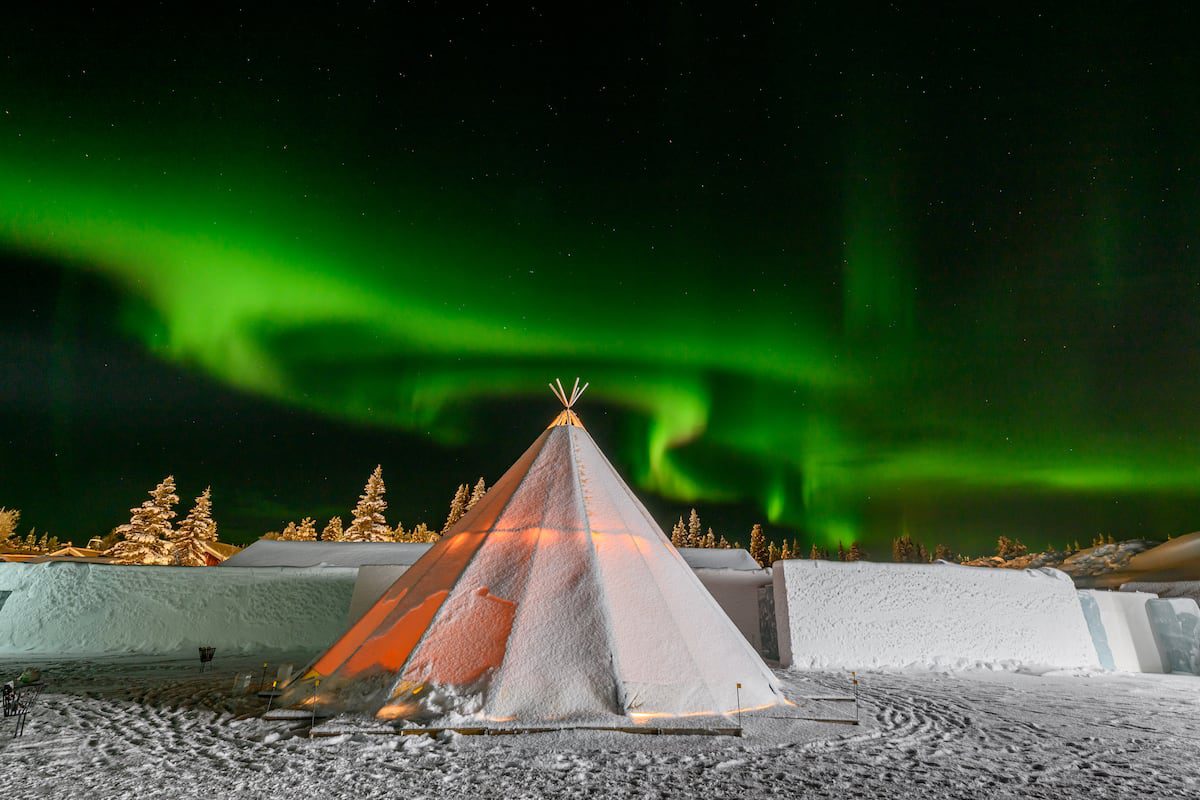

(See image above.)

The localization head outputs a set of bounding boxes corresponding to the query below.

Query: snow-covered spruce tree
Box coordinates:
[410,522,438,543]
[46,535,60,552]
[466,477,487,511]
[670,517,687,548]
[847,542,864,561]
[321,516,344,541]
[173,486,216,566]
[443,483,469,533]
[0,507,19,549]
[279,521,300,541]
[767,541,780,565]
[391,522,407,542]
[22,531,36,552]
[295,516,317,541]
[702,527,716,549]
[717,534,732,549]
[780,540,792,560]
[345,466,391,542]
[837,541,846,561]
[687,509,703,548]
[36,533,48,552]
[107,475,178,565]
[809,543,820,560]
[748,524,768,567]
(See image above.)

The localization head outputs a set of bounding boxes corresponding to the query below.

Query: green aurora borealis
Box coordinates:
[4,6,1200,550]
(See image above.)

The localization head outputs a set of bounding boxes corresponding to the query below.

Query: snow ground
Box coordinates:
[0,655,1197,799]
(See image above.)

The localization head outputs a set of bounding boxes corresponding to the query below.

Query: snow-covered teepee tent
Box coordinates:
[280,380,787,725]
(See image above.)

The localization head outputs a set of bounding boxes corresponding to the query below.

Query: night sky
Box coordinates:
[4,6,1199,553]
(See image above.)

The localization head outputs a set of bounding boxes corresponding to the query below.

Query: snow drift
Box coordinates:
[774,560,1100,671]
[0,561,356,655]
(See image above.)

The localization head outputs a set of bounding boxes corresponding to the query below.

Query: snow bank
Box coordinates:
[774,560,1100,671]
[677,548,762,571]
[1122,580,1200,607]
[0,561,356,655]
[221,540,431,568]
[1077,590,1162,673]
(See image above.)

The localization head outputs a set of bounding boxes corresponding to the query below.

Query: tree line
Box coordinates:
[263,467,487,545]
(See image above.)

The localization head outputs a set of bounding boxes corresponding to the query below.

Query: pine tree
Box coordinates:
[295,516,317,541]
[810,543,820,560]
[780,540,792,560]
[345,466,390,542]
[46,535,60,552]
[847,541,863,562]
[933,543,954,562]
[0,507,19,549]
[837,541,846,561]
[892,534,921,563]
[410,522,438,543]
[717,534,732,549]
[321,516,344,541]
[749,524,768,567]
[671,516,687,548]
[22,532,36,552]
[279,521,300,540]
[443,483,469,533]
[107,475,178,564]
[916,542,930,563]
[687,509,703,548]
[173,486,217,566]
[997,536,1027,561]
[466,477,487,511]
[391,522,408,542]
[702,527,716,548]
[767,541,780,565]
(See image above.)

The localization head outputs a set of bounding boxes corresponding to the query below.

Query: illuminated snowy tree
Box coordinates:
[717,534,732,549]
[295,516,318,541]
[107,475,178,564]
[670,516,687,548]
[466,477,487,511]
[345,466,390,542]
[847,542,864,561]
[749,524,768,567]
[410,522,438,543]
[779,540,792,560]
[321,516,344,541]
[810,543,820,560]
[443,483,469,533]
[278,521,300,540]
[702,527,716,549]
[687,509,703,547]
[0,507,18,549]
[172,486,217,566]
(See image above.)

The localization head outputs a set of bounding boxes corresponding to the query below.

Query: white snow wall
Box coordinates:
[0,562,356,655]
[1077,590,1164,673]
[774,560,1100,671]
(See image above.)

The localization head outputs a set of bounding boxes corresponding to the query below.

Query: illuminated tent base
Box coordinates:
[278,395,787,725]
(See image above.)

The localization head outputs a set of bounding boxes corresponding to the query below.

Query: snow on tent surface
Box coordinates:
[279,408,786,724]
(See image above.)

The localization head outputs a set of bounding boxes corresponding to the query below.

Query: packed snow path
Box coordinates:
[0,656,1196,799]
